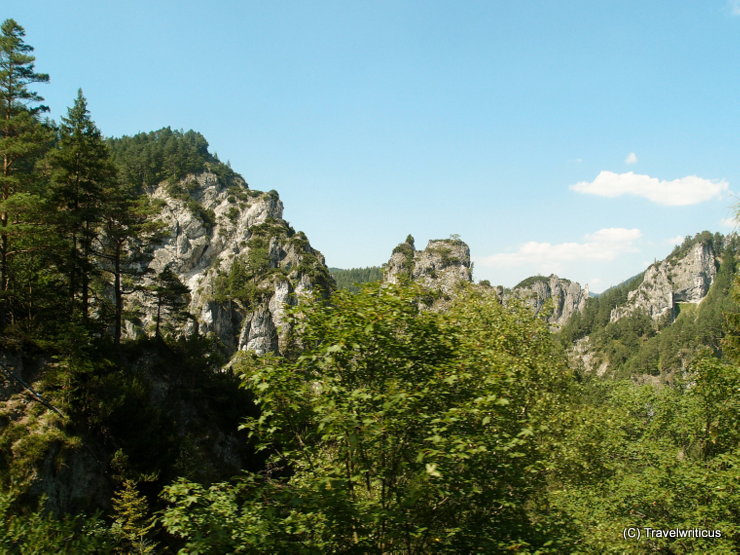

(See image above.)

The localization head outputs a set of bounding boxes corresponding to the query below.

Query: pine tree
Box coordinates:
[152,265,190,339]
[0,19,50,327]
[111,479,158,554]
[97,184,164,345]
[48,90,116,321]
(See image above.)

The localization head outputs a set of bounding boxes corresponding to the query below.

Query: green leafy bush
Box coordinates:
[163,283,574,552]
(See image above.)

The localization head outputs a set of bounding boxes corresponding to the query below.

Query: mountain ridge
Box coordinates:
[378,230,735,379]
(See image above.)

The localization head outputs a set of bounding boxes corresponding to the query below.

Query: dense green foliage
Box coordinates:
[107,128,236,192]
[0,19,263,552]
[162,283,574,552]
[0,18,54,330]
[0,339,261,552]
[47,90,118,323]
[547,358,739,553]
[157,281,739,553]
[328,266,382,292]
[0,21,174,347]
[151,266,191,338]
[0,18,737,554]
[0,491,115,553]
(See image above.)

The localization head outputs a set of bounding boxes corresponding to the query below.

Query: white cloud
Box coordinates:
[730,0,740,16]
[570,171,729,206]
[667,235,684,246]
[476,228,642,268]
[624,152,638,165]
[720,216,737,229]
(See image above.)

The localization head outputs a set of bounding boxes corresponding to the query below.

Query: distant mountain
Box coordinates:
[377,231,736,382]
[507,274,589,329]
[560,231,737,380]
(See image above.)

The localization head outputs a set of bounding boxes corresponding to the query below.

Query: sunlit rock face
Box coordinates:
[384,237,473,296]
[508,275,589,329]
[126,171,333,354]
[609,241,718,323]
[384,238,588,329]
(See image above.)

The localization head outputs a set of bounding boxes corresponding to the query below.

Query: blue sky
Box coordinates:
[7,1,739,291]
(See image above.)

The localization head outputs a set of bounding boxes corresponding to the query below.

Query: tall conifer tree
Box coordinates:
[48,90,116,321]
[97,183,164,345]
[152,265,191,339]
[0,19,50,327]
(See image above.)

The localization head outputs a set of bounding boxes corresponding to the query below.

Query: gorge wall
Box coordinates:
[609,239,720,323]
[126,171,333,355]
[507,275,589,329]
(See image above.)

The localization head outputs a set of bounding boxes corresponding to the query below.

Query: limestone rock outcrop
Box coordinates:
[384,236,472,295]
[509,275,589,329]
[127,171,333,354]
[610,240,719,323]
[382,238,587,328]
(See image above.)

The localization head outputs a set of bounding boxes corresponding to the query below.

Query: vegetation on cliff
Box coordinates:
[108,128,237,192]
[0,18,737,553]
[561,232,737,379]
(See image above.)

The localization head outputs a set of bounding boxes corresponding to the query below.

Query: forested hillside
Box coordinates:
[0,18,737,553]
[108,128,238,192]
[561,232,737,379]
[329,266,383,292]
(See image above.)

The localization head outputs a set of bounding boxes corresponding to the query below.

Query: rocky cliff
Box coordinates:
[383,236,473,295]
[561,232,736,380]
[609,239,719,323]
[382,238,587,328]
[509,275,589,329]
[127,171,333,354]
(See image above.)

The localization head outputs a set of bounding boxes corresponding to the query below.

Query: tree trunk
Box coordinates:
[70,231,78,311]
[1,152,10,328]
[80,214,90,321]
[155,298,162,339]
[114,241,122,345]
